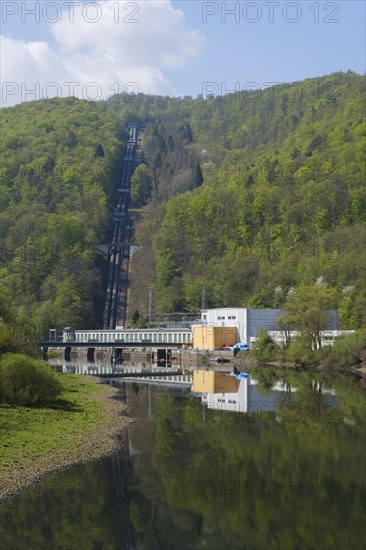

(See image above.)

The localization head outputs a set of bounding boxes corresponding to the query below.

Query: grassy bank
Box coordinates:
[0,374,132,503]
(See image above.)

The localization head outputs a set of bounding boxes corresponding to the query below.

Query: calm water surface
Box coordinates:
[0,364,365,550]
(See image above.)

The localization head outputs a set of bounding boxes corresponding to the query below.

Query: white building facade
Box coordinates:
[200,308,338,346]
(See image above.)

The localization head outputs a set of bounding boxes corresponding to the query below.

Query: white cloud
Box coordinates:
[0,1,207,106]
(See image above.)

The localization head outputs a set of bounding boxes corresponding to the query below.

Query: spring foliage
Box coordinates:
[1,73,365,334]
[128,73,365,326]
[0,354,62,405]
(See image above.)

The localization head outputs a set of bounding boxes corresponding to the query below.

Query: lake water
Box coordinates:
[1,365,365,550]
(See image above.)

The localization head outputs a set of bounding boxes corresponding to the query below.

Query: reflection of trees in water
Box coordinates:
[275,375,342,428]
[252,367,346,427]
[128,375,365,550]
[252,366,278,391]
[0,456,136,549]
[276,381,294,408]
[296,380,335,426]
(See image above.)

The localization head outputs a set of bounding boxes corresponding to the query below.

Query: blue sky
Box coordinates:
[1,1,365,105]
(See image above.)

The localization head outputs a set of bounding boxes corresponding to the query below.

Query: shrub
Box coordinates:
[284,338,321,366]
[0,353,62,405]
[252,331,279,362]
[322,330,366,368]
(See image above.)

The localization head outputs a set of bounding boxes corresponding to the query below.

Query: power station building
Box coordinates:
[192,308,339,350]
[59,308,340,353]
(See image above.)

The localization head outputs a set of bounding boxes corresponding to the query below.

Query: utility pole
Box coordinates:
[148,289,153,324]
[201,285,207,310]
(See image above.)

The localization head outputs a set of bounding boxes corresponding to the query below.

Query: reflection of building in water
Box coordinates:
[193,370,238,394]
[192,370,336,414]
[201,375,249,413]
[192,370,250,412]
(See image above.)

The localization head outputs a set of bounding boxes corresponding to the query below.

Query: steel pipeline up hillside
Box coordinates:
[103,123,141,329]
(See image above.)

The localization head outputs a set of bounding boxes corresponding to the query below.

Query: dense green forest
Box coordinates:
[128,72,365,328]
[0,72,365,341]
[0,98,130,338]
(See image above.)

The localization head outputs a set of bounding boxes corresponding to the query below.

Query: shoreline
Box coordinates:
[0,377,134,505]
[233,355,366,378]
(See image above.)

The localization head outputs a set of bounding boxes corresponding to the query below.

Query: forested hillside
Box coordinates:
[0,98,130,338]
[0,72,365,340]
[127,72,366,329]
